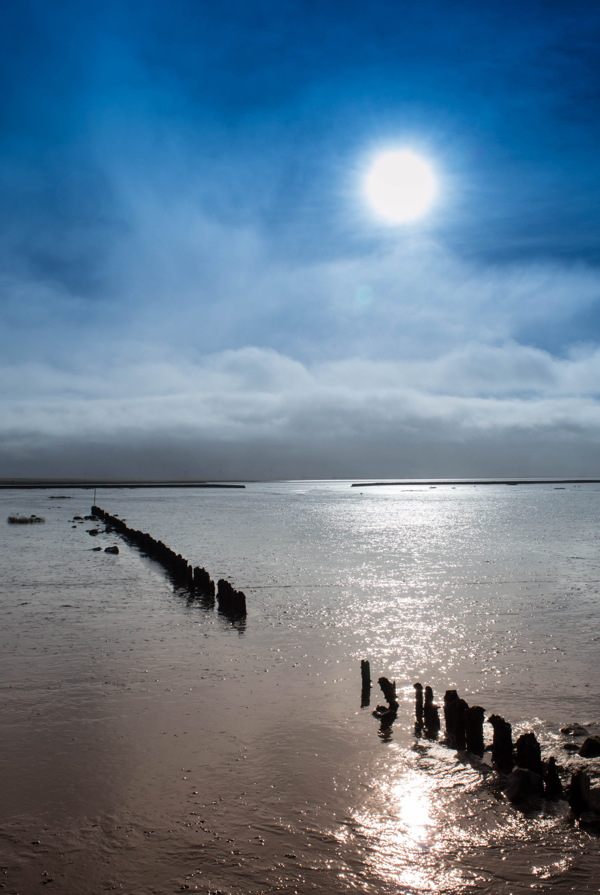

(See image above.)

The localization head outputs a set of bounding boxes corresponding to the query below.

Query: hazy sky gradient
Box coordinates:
[2,0,600,478]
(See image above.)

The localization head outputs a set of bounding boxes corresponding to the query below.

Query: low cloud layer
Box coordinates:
[3,334,600,479]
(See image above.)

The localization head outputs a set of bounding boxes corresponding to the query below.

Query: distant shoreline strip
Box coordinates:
[351,479,600,487]
[0,481,245,490]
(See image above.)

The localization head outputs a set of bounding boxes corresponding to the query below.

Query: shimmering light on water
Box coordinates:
[1,481,599,893]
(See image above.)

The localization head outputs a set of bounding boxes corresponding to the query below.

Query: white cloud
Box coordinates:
[2,193,600,477]
[2,341,600,478]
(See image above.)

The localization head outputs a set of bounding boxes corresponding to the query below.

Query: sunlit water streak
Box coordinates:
[0,481,599,893]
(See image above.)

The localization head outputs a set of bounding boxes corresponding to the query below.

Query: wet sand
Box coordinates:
[1,484,599,894]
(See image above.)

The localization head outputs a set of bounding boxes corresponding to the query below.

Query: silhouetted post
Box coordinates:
[465,705,485,756]
[515,732,543,776]
[488,714,514,773]
[194,565,215,598]
[414,683,424,727]
[360,660,371,707]
[444,689,459,746]
[371,675,398,731]
[378,707,397,730]
[568,770,591,818]
[545,756,563,800]
[424,686,440,736]
[378,677,399,711]
[217,578,247,618]
[454,698,468,750]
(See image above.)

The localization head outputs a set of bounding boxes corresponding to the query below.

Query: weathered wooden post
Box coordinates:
[544,756,563,800]
[370,675,398,731]
[193,565,215,597]
[568,769,591,818]
[424,686,440,735]
[443,689,459,746]
[414,682,424,728]
[465,705,485,756]
[515,732,543,776]
[378,676,399,711]
[454,697,468,750]
[488,714,514,773]
[217,578,247,618]
[360,660,371,707]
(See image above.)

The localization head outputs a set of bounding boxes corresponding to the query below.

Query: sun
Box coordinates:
[364,149,437,224]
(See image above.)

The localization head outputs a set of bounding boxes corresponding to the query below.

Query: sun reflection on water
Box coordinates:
[349,766,470,893]
[336,736,589,895]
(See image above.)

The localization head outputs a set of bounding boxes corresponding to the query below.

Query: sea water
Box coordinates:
[1,481,599,894]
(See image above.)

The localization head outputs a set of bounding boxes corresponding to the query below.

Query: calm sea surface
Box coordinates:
[1,481,599,894]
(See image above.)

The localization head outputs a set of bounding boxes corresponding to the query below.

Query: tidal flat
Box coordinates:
[1,482,599,894]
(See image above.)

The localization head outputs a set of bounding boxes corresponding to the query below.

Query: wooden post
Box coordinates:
[360,660,371,707]
[378,676,399,711]
[443,689,459,746]
[545,756,563,800]
[424,686,440,736]
[515,732,543,776]
[414,682,424,727]
[488,714,514,772]
[454,698,468,750]
[465,705,485,756]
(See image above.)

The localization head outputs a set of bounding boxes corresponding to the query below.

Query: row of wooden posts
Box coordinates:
[360,660,598,826]
[90,505,247,619]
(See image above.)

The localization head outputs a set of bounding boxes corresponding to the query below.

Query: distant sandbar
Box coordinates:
[351,479,600,487]
[0,480,246,490]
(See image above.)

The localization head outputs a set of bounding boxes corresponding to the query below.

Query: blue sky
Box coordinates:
[2,0,600,478]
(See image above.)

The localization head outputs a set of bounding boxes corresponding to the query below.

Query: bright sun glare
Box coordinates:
[364,149,437,224]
